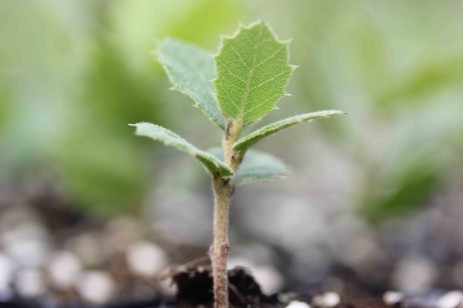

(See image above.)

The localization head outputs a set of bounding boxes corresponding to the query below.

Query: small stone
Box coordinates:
[0,253,14,297]
[15,269,45,297]
[126,241,168,277]
[251,265,284,294]
[46,251,82,289]
[383,291,404,305]
[76,271,114,304]
[313,292,341,307]
[437,291,463,308]
[6,239,48,268]
[158,277,177,297]
[393,258,436,294]
[287,300,311,308]
[66,233,102,267]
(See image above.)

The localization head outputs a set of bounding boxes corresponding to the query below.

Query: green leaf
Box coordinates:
[209,148,289,185]
[233,110,345,152]
[236,150,289,185]
[157,39,225,129]
[214,22,295,124]
[130,122,232,176]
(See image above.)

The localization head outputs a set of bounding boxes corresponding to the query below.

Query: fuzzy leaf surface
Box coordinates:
[214,22,294,124]
[157,39,225,129]
[233,110,345,152]
[131,123,232,176]
[209,148,289,185]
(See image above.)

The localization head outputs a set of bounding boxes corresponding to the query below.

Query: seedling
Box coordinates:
[131,21,344,308]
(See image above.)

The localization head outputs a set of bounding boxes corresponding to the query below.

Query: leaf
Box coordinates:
[209,148,289,185]
[214,22,295,124]
[157,39,225,129]
[236,150,289,185]
[233,110,345,152]
[130,122,232,176]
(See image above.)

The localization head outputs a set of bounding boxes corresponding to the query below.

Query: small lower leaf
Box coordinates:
[209,148,289,185]
[131,123,232,176]
[233,110,345,152]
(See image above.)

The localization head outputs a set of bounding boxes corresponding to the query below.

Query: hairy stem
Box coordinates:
[211,120,242,308]
[211,176,232,308]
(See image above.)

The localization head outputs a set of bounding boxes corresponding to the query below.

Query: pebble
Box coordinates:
[313,292,341,307]
[105,216,141,252]
[251,265,284,294]
[287,300,311,308]
[46,251,82,289]
[437,291,463,308]
[66,233,103,266]
[6,239,48,268]
[76,271,114,304]
[0,253,14,299]
[158,277,177,297]
[15,269,45,297]
[383,291,404,305]
[393,258,436,294]
[126,241,168,277]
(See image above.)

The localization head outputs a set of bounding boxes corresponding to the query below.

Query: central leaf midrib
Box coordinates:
[237,27,264,122]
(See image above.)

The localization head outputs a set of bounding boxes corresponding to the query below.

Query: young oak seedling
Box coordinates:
[131,22,344,308]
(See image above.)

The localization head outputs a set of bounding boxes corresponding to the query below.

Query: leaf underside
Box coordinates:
[233,110,345,152]
[157,39,225,129]
[130,123,232,176]
[214,22,294,124]
[209,148,289,185]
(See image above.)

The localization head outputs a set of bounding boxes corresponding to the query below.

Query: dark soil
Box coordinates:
[171,266,282,308]
[165,265,394,308]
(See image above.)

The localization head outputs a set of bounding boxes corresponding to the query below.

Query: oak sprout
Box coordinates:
[131,21,345,308]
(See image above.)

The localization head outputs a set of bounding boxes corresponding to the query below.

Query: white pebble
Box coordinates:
[127,241,168,277]
[287,300,311,308]
[437,291,463,308]
[383,291,404,305]
[77,271,114,304]
[251,265,284,294]
[393,258,436,294]
[0,253,14,297]
[66,233,102,266]
[313,292,341,307]
[15,269,45,297]
[158,278,177,297]
[46,251,82,289]
[6,240,48,268]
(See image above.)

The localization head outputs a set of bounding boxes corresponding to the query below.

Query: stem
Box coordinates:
[211,120,242,308]
[211,176,232,308]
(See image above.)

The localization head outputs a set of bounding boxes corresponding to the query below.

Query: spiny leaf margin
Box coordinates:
[130,122,232,176]
[233,110,345,152]
[157,39,225,129]
[214,21,295,124]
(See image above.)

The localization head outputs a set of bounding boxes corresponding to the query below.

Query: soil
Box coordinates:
[171,266,281,308]
[165,265,391,308]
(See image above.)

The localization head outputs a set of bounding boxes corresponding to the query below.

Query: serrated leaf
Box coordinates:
[209,148,289,185]
[130,123,232,176]
[233,110,345,152]
[157,39,225,129]
[214,22,294,124]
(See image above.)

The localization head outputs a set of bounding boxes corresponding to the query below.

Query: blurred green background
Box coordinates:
[1,0,462,222]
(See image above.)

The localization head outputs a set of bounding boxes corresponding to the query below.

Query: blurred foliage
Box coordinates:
[1,0,462,219]
[361,161,441,222]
